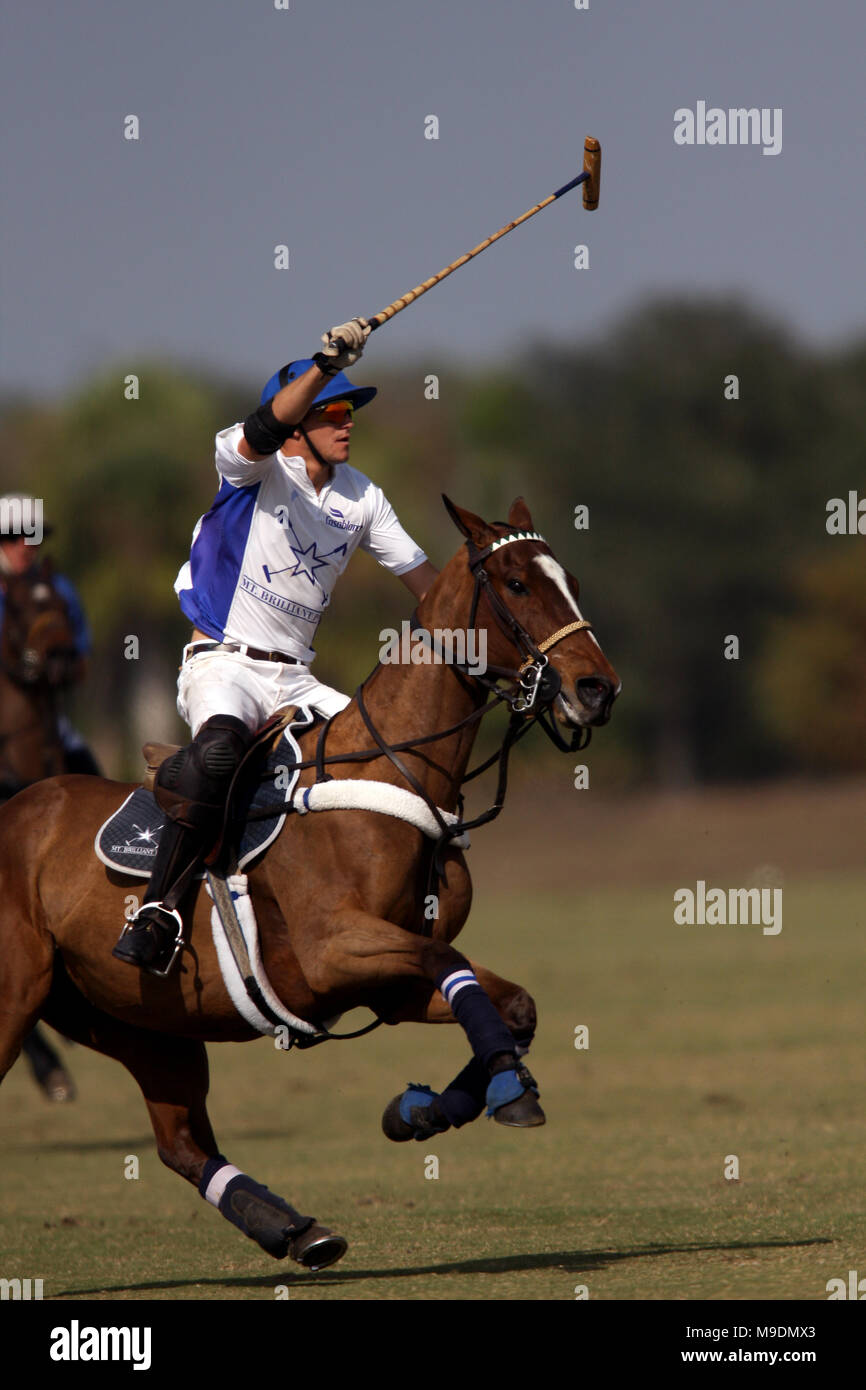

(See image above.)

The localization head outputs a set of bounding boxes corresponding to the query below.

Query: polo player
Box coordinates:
[113,318,438,973]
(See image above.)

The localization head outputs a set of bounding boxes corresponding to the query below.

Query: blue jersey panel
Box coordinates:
[178,479,260,639]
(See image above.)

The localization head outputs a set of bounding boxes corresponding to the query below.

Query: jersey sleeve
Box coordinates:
[360,485,428,576]
[214,423,278,488]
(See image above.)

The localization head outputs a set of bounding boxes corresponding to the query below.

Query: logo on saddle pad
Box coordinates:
[111,823,161,858]
[96,718,313,880]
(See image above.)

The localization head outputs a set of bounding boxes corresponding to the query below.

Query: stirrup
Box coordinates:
[112,904,185,977]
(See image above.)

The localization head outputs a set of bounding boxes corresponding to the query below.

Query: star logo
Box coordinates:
[264,537,349,588]
[288,540,333,585]
[129,823,162,845]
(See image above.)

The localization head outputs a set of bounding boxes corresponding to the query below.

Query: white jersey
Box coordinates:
[174,424,427,664]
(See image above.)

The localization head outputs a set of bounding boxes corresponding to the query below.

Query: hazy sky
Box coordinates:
[1,0,863,397]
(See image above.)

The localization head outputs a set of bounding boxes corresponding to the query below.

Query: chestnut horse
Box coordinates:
[0,499,619,1270]
[0,561,81,1101]
[0,560,79,794]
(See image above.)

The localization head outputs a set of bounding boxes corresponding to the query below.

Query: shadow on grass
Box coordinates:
[6,1128,296,1156]
[57,1236,833,1298]
[5,1135,156,1155]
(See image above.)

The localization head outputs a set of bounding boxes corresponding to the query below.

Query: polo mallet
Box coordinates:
[328,136,601,353]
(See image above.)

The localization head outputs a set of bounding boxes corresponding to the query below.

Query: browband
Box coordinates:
[468,530,547,568]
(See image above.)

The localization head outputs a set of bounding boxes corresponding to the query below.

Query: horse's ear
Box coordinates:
[441,495,496,548]
[507,497,534,531]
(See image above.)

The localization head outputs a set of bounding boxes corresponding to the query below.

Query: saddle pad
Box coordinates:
[94,709,314,879]
[206,871,324,1039]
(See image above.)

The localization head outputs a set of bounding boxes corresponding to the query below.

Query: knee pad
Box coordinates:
[194,715,254,780]
[156,715,253,827]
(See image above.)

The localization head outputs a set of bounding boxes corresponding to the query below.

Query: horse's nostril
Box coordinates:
[576,676,613,708]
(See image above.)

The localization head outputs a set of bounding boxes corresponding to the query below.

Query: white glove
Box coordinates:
[318,317,371,371]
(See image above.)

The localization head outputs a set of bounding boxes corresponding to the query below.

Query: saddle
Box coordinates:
[143,708,300,868]
[95,707,316,879]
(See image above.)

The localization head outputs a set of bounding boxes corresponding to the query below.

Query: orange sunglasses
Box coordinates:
[310,399,355,424]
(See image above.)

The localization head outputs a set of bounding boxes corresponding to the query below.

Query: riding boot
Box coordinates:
[112,714,254,974]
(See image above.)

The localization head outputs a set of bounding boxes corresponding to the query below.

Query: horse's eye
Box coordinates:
[506,578,528,596]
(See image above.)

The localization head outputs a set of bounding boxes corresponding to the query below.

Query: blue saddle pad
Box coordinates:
[94,711,314,879]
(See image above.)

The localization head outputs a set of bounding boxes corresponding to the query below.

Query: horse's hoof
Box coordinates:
[492,1091,546,1127]
[290,1222,348,1272]
[382,1084,450,1143]
[486,1064,545,1127]
[382,1094,415,1142]
[40,1068,76,1103]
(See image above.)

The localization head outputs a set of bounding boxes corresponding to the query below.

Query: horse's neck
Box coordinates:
[327,591,488,814]
[0,672,64,784]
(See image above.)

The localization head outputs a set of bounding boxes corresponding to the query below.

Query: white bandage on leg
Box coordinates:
[203,1162,244,1208]
[438,968,479,1008]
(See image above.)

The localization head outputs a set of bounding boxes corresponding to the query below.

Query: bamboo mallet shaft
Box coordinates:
[329,137,601,349]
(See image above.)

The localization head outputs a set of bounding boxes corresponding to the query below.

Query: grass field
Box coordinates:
[1,779,864,1301]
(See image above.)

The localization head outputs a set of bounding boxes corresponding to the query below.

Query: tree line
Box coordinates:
[1,296,862,785]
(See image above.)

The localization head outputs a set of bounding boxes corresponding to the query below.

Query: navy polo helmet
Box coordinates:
[260,359,377,410]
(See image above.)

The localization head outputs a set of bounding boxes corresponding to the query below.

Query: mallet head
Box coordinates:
[582,137,601,211]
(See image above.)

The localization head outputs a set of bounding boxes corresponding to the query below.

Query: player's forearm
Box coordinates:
[238,364,331,461]
[269,364,332,426]
[401,560,439,602]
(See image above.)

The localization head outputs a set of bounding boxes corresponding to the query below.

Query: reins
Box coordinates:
[248,527,593,834]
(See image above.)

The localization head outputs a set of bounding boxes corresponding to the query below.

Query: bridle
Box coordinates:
[462,528,594,715]
[251,526,597,844]
[2,607,72,686]
[0,576,77,788]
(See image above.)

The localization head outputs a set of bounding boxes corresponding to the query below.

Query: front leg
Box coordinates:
[374,960,537,1049]
[299,912,544,1133]
[377,961,540,1142]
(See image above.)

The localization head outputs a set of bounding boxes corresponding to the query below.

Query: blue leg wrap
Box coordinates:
[399,1083,451,1139]
[439,1058,487,1128]
[485,1065,539,1118]
[435,966,516,1068]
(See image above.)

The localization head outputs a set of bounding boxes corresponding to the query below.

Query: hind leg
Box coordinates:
[41,969,346,1269]
[20,1025,76,1102]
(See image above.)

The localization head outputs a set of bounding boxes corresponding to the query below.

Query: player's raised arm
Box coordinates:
[238,318,371,461]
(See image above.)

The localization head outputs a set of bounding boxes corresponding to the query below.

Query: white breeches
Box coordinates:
[177,648,351,736]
